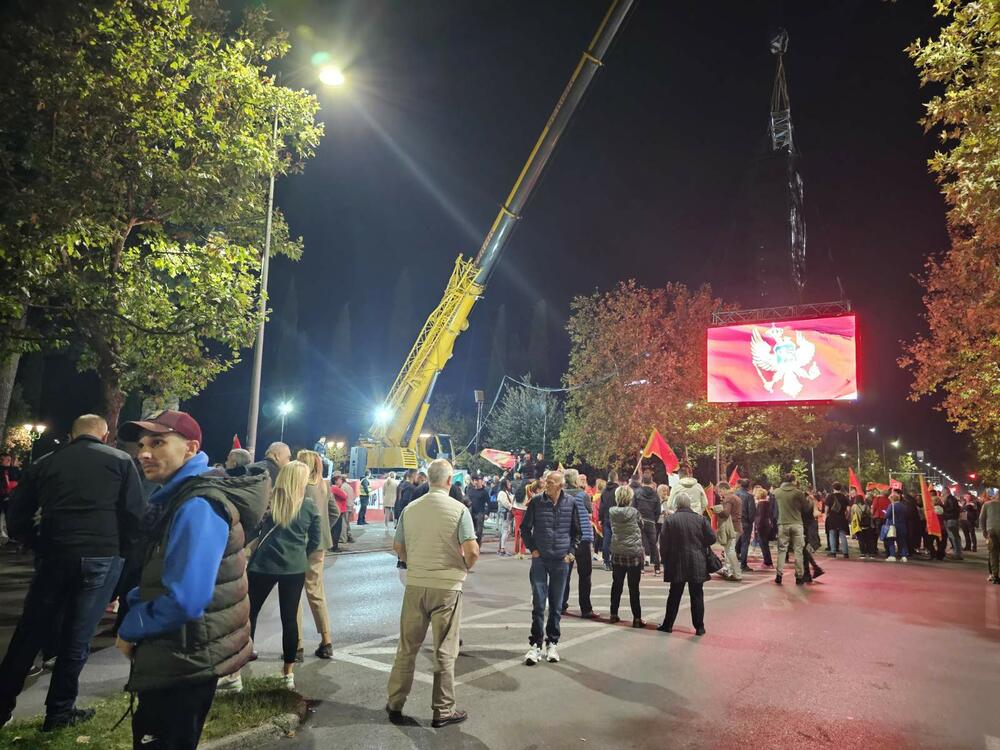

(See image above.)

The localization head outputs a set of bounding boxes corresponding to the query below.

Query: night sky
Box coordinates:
[25,1,972,474]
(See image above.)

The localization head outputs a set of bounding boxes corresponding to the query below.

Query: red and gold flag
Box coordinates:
[642,429,681,473]
[232,434,242,450]
[920,474,942,538]
[479,448,516,471]
[705,484,719,531]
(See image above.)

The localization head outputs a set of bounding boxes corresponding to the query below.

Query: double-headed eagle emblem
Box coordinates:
[750,324,821,398]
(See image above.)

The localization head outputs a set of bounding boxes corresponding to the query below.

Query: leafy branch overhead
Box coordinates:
[0,0,323,433]
[903,0,1000,482]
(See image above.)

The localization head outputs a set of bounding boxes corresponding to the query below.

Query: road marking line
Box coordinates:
[330,651,434,684]
[455,577,771,685]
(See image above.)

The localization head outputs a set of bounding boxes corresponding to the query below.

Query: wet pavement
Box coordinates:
[2,534,999,749]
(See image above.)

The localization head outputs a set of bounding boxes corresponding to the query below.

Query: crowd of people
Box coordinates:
[1,413,998,742]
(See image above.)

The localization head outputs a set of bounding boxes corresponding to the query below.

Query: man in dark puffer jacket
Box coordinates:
[116,411,267,749]
[632,470,662,574]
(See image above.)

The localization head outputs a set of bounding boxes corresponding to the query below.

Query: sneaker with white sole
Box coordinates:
[524,645,542,666]
[545,644,560,663]
[281,673,295,690]
[886,556,897,562]
[900,556,908,563]
[217,673,243,693]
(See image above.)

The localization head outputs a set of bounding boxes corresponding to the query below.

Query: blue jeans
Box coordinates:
[827,529,849,556]
[602,524,613,566]
[945,520,963,558]
[529,556,569,646]
[886,534,909,558]
[0,555,123,717]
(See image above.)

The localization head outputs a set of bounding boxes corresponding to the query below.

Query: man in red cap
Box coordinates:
[115,410,267,749]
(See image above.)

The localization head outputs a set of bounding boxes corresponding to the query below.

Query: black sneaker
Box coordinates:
[774,573,783,585]
[813,568,825,579]
[740,565,753,572]
[25,664,42,679]
[42,707,95,732]
[795,576,805,585]
[656,623,672,633]
[694,627,706,636]
[315,643,333,659]
[432,710,468,729]
[385,704,406,725]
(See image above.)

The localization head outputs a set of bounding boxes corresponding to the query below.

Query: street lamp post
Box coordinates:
[540,398,548,456]
[245,107,280,460]
[245,65,346,459]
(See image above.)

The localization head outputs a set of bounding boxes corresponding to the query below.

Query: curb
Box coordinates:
[200,697,307,750]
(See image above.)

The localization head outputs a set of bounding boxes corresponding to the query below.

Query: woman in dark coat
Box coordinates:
[657,493,716,635]
[753,487,774,567]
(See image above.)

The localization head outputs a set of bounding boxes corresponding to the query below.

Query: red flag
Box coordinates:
[232,434,242,450]
[642,429,680,473]
[920,474,942,538]
[889,478,903,491]
[848,467,864,496]
[866,481,890,492]
[728,465,740,487]
[705,484,719,531]
[479,448,516,471]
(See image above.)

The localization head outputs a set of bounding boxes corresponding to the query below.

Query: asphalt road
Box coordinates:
[4,534,1000,750]
[264,543,1000,750]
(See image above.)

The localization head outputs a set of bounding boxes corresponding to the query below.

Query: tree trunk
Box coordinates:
[0,315,27,446]
[102,376,126,445]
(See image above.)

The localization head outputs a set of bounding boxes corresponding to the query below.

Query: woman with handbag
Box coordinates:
[608,485,646,627]
[753,487,775,568]
[247,461,321,688]
[657,491,717,635]
[295,450,334,659]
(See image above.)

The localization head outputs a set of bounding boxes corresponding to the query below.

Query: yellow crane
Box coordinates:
[352,0,635,475]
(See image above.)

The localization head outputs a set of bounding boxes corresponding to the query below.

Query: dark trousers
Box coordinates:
[858,528,878,556]
[562,542,593,614]
[961,521,977,551]
[802,547,823,580]
[601,523,613,566]
[640,521,660,569]
[472,512,485,546]
[330,516,343,550]
[610,564,642,619]
[0,555,123,718]
[756,532,773,566]
[248,571,305,664]
[664,581,705,630]
[357,498,369,524]
[132,678,217,750]
[529,556,569,646]
[736,527,753,567]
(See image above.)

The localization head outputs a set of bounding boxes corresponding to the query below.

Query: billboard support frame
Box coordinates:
[712,300,852,326]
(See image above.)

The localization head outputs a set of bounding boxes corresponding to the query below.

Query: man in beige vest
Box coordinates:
[386,459,479,728]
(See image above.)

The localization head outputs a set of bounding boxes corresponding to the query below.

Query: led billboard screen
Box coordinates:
[707,314,859,405]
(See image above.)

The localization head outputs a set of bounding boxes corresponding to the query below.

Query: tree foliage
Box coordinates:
[0,0,323,434]
[903,1,1000,481]
[555,280,837,475]
[485,377,562,458]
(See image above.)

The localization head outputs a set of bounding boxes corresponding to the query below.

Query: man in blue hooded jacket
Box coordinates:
[115,410,266,750]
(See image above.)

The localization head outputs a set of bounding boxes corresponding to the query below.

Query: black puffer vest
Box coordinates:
[127,471,268,692]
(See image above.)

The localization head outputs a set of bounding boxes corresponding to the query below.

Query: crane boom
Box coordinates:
[357,0,635,474]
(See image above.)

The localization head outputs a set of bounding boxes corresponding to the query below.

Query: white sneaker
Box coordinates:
[901,556,908,563]
[217,673,243,693]
[545,644,560,663]
[281,672,295,690]
[886,556,897,562]
[524,645,541,666]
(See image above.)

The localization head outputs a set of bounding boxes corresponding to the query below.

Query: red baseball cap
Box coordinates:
[119,410,202,445]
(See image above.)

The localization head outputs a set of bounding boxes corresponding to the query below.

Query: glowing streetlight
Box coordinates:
[318,65,346,87]
[890,439,901,449]
[868,426,877,434]
[277,401,294,442]
[23,423,46,462]
[686,402,695,409]
[374,406,393,426]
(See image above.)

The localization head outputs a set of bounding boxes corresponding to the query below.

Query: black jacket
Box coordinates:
[659,507,716,584]
[394,480,414,517]
[599,482,619,527]
[466,486,490,514]
[8,435,146,559]
[736,487,756,528]
[632,485,660,524]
